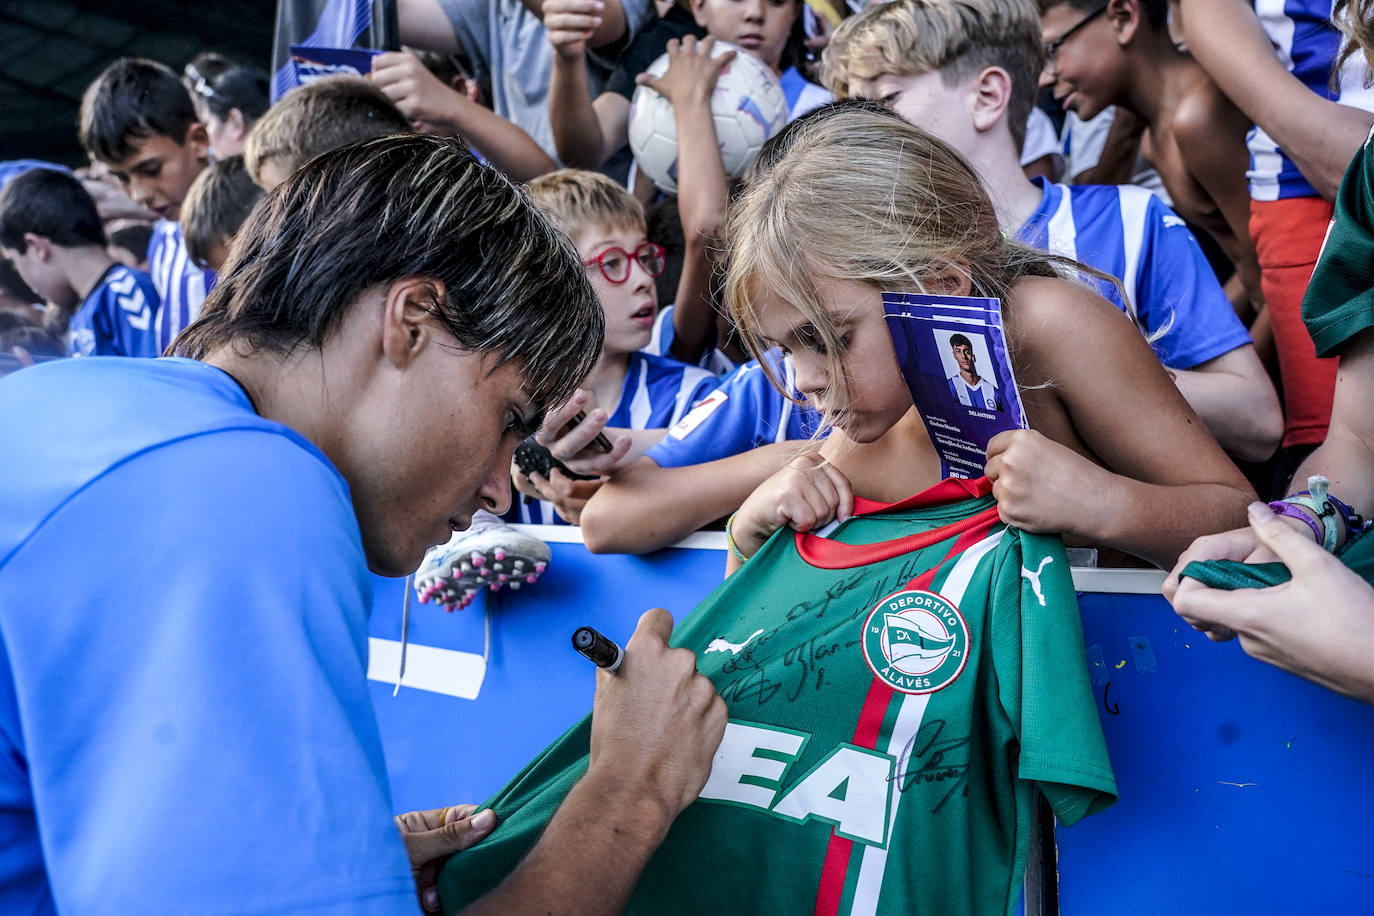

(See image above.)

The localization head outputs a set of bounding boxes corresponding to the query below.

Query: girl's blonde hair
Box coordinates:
[1334,0,1374,86]
[725,104,1101,430]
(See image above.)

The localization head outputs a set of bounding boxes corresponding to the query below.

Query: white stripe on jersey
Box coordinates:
[1117,186,1148,319]
[775,357,797,444]
[628,366,654,428]
[848,529,1007,916]
[1046,188,1078,261]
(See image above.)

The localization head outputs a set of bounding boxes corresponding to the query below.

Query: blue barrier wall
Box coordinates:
[368,527,1374,912]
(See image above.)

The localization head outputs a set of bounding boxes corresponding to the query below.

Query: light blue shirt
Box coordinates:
[0,357,414,913]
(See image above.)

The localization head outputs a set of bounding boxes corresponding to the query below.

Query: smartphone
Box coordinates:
[570,410,614,454]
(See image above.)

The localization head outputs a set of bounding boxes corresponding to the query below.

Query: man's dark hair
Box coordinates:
[80,58,200,164]
[182,52,271,124]
[0,168,106,252]
[181,156,264,268]
[949,333,973,348]
[1042,0,1167,29]
[175,134,603,414]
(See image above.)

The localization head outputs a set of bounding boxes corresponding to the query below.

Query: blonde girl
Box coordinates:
[723,104,1254,569]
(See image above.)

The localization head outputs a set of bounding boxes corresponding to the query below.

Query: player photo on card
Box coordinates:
[882,292,1028,479]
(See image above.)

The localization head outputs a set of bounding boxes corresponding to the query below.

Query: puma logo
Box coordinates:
[1021,557,1054,607]
[705,628,765,656]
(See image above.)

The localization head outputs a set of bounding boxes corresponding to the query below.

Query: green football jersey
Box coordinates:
[1302,124,1374,358]
[439,478,1116,915]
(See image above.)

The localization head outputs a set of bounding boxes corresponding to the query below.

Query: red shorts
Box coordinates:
[1250,195,1338,448]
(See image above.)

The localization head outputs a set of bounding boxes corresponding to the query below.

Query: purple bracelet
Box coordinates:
[1267,499,1324,542]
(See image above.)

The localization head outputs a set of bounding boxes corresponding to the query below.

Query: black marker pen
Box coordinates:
[572,626,623,673]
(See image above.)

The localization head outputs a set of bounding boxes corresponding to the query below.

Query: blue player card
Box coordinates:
[882,292,1028,479]
[289,45,382,84]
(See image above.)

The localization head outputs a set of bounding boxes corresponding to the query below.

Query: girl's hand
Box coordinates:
[635,35,735,106]
[731,452,855,559]
[518,469,605,526]
[1169,502,1374,702]
[984,429,1112,537]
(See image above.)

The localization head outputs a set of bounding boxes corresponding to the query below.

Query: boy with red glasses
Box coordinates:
[506,168,720,526]
[412,168,719,607]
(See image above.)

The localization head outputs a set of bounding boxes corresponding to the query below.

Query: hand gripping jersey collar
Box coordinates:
[795,476,999,570]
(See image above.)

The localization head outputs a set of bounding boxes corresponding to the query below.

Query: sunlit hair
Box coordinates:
[823,0,1045,148]
[174,134,603,415]
[1334,0,1374,85]
[525,169,645,240]
[726,104,1105,431]
[242,76,411,186]
[181,156,264,269]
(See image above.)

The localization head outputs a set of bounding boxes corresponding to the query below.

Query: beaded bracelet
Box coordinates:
[724,513,750,564]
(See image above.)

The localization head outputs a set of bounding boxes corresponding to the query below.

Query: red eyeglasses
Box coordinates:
[582,242,667,284]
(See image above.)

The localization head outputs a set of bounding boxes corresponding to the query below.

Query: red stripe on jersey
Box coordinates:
[812,517,998,914]
[796,506,1001,569]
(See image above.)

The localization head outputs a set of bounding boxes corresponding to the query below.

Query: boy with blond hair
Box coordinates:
[823,0,1281,464]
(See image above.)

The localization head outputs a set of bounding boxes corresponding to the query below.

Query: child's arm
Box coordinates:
[988,276,1255,569]
[636,36,734,366]
[1170,92,1266,312]
[581,443,800,554]
[1169,344,1282,463]
[372,52,557,181]
[547,0,634,167]
[1178,0,1374,201]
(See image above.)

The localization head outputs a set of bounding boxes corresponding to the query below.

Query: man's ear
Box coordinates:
[1109,0,1140,45]
[21,233,52,262]
[970,66,1014,136]
[380,276,449,370]
[184,121,212,164]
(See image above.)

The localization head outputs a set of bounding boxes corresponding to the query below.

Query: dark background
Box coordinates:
[0,0,276,166]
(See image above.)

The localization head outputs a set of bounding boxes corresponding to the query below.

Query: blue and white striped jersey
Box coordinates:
[645,350,823,471]
[68,264,160,358]
[148,220,214,354]
[644,304,739,377]
[511,350,718,524]
[1249,0,1374,200]
[1018,179,1252,369]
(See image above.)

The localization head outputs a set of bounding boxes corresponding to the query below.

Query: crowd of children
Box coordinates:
[1,0,1373,697]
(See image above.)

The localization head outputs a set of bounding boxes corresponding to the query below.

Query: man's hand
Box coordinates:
[589,608,728,821]
[372,51,463,135]
[396,804,497,913]
[1169,502,1374,703]
[730,452,854,559]
[545,0,604,61]
[635,35,736,106]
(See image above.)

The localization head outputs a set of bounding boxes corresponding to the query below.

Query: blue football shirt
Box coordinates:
[1018,178,1253,370]
[0,357,414,914]
[67,264,161,358]
[148,219,214,353]
[646,350,823,469]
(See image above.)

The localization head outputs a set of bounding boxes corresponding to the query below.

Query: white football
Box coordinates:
[628,41,789,195]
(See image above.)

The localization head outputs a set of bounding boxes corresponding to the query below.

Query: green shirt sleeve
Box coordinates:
[1302,126,1374,358]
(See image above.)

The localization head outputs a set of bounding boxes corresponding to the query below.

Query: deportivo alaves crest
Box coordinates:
[860,589,969,694]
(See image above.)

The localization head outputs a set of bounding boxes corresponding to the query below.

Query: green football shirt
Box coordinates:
[440,477,1116,915]
[1302,124,1374,357]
